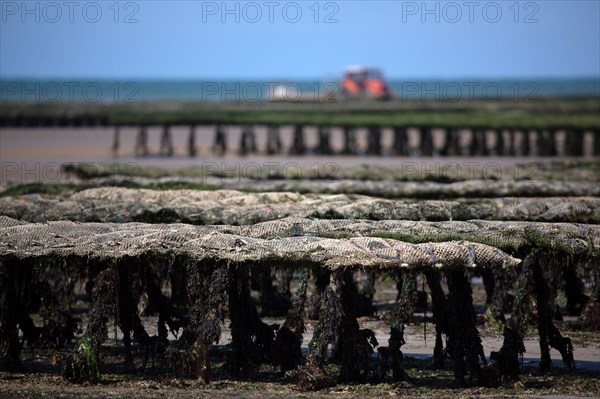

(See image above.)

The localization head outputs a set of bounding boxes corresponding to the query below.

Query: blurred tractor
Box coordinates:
[340,66,393,100]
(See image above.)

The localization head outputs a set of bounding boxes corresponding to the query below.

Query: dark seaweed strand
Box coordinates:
[445,269,490,387]
[297,270,337,391]
[336,269,376,383]
[386,269,415,382]
[424,269,454,370]
[226,263,277,377]
[63,267,116,383]
[273,267,310,373]
[532,254,575,371]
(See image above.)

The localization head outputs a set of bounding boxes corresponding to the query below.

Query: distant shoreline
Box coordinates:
[1,78,599,103]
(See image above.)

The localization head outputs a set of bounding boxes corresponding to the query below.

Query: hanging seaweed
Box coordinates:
[355,270,378,317]
[21,259,81,350]
[272,268,310,372]
[185,262,228,382]
[115,261,138,371]
[385,270,415,382]
[279,268,294,297]
[335,269,376,383]
[256,266,292,317]
[63,267,116,383]
[581,257,600,330]
[297,270,338,391]
[445,269,491,386]
[494,252,532,381]
[169,261,188,311]
[37,277,79,349]
[424,269,454,369]
[226,264,278,376]
[141,258,188,336]
[563,258,589,316]
[0,259,33,371]
[485,266,515,325]
[531,254,575,371]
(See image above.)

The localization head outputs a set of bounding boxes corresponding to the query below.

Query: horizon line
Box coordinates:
[2,75,599,82]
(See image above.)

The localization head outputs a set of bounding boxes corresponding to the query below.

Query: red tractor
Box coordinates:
[340,66,393,100]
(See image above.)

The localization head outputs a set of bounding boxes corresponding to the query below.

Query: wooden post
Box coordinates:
[135,125,149,157]
[494,129,505,156]
[238,126,247,156]
[538,129,557,157]
[160,124,174,157]
[315,126,333,155]
[342,126,357,155]
[266,125,282,155]
[213,125,227,156]
[112,126,120,158]
[548,130,558,156]
[239,125,256,156]
[289,125,306,155]
[535,130,545,157]
[440,128,451,156]
[507,129,516,156]
[521,129,530,156]
[366,125,382,156]
[468,128,479,156]
[479,129,489,156]
[565,129,584,157]
[441,128,461,156]
[469,128,490,156]
[392,126,409,156]
[537,130,558,157]
[593,130,600,157]
[420,127,434,156]
[188,125,197,157]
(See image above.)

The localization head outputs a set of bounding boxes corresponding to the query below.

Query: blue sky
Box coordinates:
[1,0,599,79]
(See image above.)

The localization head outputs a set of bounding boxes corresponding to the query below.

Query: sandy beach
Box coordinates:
[1,126,592,184]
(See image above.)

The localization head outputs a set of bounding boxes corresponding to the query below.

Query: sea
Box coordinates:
[1,78,599,103]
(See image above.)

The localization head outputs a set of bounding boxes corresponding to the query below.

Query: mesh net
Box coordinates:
[83,176,600,198]
[0,218,520,271]
[2,187,599,224]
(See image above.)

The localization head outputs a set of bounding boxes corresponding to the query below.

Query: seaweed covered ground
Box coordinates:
[1,278,599,399]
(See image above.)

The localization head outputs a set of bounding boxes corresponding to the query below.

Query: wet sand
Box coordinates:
[0,127,592,183]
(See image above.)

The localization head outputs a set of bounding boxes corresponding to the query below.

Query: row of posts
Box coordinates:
[114,125,600,158]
